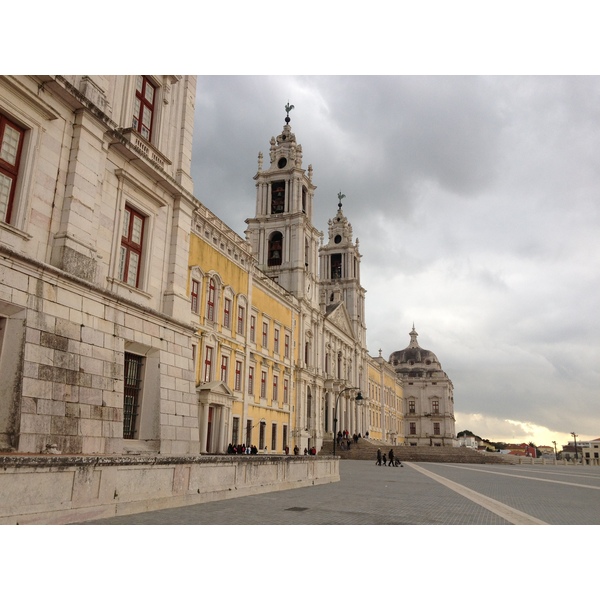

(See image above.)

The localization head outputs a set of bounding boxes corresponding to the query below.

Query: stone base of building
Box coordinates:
[0,455,339,524]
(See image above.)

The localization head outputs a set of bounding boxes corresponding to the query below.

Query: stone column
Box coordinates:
[199,402,209,454]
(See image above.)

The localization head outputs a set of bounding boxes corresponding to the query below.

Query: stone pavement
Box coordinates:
[82,460,600,525]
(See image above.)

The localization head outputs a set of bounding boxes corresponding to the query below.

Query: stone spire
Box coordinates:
[409,325,420,348]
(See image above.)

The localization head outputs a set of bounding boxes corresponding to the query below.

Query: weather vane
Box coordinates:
[285,102,294,123]
[337,191,345,208]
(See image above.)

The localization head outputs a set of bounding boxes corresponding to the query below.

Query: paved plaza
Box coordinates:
[83,459,600,525]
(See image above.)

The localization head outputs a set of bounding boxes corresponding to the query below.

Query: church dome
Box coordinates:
[389,326,442,376]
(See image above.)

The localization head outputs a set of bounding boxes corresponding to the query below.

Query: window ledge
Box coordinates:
[0,220,32,241]
[107,277,152,300]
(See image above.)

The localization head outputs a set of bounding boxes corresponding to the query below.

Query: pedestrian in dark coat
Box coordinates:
[389,448,395,466]
[376,448,382,466]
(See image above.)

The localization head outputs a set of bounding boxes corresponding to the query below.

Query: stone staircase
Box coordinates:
[320,438,517,465]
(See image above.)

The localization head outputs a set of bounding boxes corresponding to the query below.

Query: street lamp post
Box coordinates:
[552,440,557,460]
[571,432,578,462]
[332,387,363,457]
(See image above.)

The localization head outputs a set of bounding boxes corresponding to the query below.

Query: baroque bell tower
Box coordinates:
[319,194,367,347]
[245,104,321,304]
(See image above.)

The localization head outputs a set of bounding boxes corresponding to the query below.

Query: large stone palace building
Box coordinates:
[0,75,455,457]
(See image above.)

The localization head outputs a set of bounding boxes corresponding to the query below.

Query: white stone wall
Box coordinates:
[0,455,339,524]
[0,76,199,455]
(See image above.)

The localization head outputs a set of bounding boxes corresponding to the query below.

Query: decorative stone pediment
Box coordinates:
[196,380,234,408]
[324,302,355,340]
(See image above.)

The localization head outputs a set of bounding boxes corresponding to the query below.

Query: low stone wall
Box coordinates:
[0,455,339,524]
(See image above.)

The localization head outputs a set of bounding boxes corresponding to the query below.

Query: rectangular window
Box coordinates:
[409,422,416,435]
[282,425,288,451]
[271,423,277,451]
[246,419,252,447]
[262,322,268,349]
[248,366,254,395]
[274,328,280,354]
[409,401,415,414]
[203,346,213,382]
[207,279,216,321]
[220,355,228,383]
[234,360,242,391]
[284,334,290,359]
[433,423,441,435]
[273,375,278,402]
[259,421,266,450]
[0,114,25,224]
[191,280,200,314]
[260,370,267,398]
[432,400,440,414]
[232,417,240,446]
[283,378,289,404]
[123,353,143,439]
[119,205,145,288]
[223,298,231,328]
[237,306,245,335]
[132,76,156,141]
[250,315,256,342]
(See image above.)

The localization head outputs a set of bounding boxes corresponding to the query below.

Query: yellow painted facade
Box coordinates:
[188,210,301,453]
[367,356,404,444]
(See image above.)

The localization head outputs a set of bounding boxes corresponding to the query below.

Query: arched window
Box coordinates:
[268,231,283,266]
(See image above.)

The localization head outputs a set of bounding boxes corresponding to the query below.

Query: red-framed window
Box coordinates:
[191,279,200,313]
[284,334,290,359]
[248,366,254,395]
[132,76,156,141]
[207,278,216,321]
[283,378,289,404]
[0,114,25,224]
[223,298,231,328]
[234,360,242,391]
[409,400,416,414]
[273,375,278,402]
[237,306,245,335]
[274,328,280,354]
[262,322,268,348]
[432,400,440,414]
[119,205,145,288]
[260,370,267,398]
[220,355,228,383]
[203,346,213,382]
[250,315,256,342]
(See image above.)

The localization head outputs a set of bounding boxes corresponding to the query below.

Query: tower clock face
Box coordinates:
[278,157,287,168]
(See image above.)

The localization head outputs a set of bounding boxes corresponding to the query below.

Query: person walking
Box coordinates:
[382,452,387,466]
[376,448,382,466]
[388,448,395,466]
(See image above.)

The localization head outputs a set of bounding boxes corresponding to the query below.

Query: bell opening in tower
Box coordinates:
[268,231,283,266]
[331,254,342,279]
[271,181,285,214]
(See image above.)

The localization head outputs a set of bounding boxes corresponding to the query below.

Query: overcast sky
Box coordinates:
[191,75,600,448]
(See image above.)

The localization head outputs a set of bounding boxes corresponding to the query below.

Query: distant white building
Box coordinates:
[389,326,456,446]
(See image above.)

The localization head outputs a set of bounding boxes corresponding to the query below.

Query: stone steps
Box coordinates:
[321,439,517,465]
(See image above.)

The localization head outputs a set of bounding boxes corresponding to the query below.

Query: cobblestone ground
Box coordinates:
[83,460,600,525]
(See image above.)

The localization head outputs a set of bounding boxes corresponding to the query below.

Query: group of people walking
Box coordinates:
[376,447,403,467]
